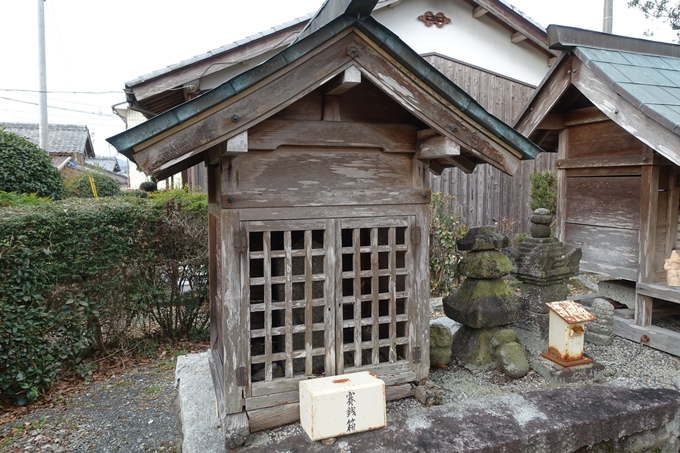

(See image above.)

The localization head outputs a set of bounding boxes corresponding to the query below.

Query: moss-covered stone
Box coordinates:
[459,250,514,279]
[490,329,519,348]
[450,326,498,369]
[457,226,510,251]
[430,346,452,367]
[430,323,453,348]
[496,341,529,379]
[444,279,525,328]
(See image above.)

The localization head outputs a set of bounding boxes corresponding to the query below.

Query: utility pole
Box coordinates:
[603,0,614,34]
[37,0,48,150]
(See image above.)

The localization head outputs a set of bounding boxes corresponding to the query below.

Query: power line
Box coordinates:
[0,88,122,95]
[0,96,118,117]
[6,91,122,109]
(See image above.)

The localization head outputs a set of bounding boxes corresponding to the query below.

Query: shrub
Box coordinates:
[0,128,63,199]
[139,180,157,192]
[529,169,558,215]
[0,236,93,405]
[0,191,51,208]
[0,190,208,403]
[429,192,468,297]
[65,171,121,198]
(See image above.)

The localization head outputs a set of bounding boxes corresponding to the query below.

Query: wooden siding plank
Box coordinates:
[565,176,641,230]
[249,119,418,153]
[564,223,639,278]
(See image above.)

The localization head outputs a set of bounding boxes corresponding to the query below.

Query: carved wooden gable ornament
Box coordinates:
[418,11,451,28]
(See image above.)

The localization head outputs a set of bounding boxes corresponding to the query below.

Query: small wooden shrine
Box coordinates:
[515,25,680,356]
[108,0,540,437]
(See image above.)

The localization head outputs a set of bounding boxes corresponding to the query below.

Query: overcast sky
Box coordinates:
[0,0,675,157]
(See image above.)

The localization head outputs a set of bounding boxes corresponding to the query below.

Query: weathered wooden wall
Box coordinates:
[425,54,555,235]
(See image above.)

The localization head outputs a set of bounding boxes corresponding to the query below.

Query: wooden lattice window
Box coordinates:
[338,218,411,373]
[247,220,332,386]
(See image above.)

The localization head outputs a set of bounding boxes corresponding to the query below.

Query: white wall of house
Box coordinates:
[373,0,549,86]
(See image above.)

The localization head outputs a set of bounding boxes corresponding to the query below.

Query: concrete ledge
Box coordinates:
[175,352,225,453]
[241,386,680,452]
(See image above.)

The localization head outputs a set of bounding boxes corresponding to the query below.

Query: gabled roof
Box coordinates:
[1,123,95,158]
[108,10,542,180]
[123,0,555,118]
[515,25,680,166]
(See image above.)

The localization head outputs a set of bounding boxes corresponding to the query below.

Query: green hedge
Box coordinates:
[0,190,208,403]
[0,129,63,200]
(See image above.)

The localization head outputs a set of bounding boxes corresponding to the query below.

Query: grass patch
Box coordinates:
[146,385,163,395]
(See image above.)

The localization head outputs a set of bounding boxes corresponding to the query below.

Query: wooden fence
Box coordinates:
[424,54,556,235]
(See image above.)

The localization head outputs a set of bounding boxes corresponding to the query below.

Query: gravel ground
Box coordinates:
[0,359,179,453]
[3,293,680,452]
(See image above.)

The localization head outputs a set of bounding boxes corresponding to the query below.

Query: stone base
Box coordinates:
[598,279,636,309]
[241,386,680,453]
[530,355,605,384]
[539,351,593,367]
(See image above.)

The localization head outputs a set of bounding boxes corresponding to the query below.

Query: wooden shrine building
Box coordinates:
[108,0,541,439]
[515,25,680,356]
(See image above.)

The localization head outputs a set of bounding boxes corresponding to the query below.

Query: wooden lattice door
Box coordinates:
[336,217,415,379]
[243,216,416,399]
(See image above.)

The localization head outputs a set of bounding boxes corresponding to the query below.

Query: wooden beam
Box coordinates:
[555,154,655,169]
[225,130,248,154]
[323,65,361,96]
[614,317,680,357]
[469,0,558,57]
[416,134,461,160]
[565,106,609,127]
[548,56,558,67]
[442,155,476,174]
[515,55,574,135]
[416,131,477,174]
[511,32,527,43]
[571,59,680,167]
[427,160,445,175]
[537,113,565,130]
[472,6,489,18]
[248,119,418,153]
[323,96,341,121]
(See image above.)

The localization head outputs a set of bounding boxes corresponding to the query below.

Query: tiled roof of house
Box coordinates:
[1,123,95,157]
[85,157,121,173]
[125,13,316,88]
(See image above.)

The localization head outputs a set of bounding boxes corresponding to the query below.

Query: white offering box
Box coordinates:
[299,371,386,441]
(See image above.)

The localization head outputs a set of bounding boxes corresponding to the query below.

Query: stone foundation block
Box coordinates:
[598,279,636,309]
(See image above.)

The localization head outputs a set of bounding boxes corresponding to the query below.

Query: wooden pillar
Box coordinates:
[555,129,568,242]
[636,165,660,327]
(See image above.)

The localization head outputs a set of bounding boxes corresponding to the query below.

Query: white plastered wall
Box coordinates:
[373,0,549,86]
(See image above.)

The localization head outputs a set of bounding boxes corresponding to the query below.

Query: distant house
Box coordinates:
[114,0,559,233]
[2,123,95,169]
[85,157,128,188]
[2,122,128,187]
